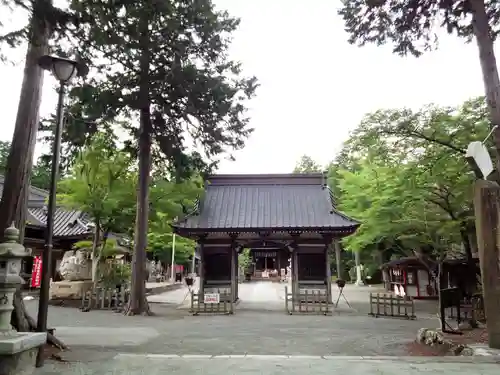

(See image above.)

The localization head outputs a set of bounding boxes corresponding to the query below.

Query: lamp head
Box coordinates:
[38,55,89,83]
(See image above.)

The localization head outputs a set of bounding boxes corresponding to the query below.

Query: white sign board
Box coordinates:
[466,141,494,179]
[204,293,220,304]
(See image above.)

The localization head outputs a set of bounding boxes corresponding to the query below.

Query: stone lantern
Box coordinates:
[0,224,30,334]
[0,224,46,375]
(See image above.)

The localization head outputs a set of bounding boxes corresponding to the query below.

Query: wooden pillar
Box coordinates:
[334,239,342,280]
[230,245,236,303]
[199,243,205,294]
[325,244,332,303]
[235,248,239,300]
[291,247,299,297]
[277,252,281,278]
[474,180,500,349]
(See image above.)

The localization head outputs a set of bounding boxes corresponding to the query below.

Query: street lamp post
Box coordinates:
[35,55,88,368]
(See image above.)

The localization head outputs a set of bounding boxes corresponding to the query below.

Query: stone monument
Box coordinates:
[50,249,93,300]
[0,224,46,375]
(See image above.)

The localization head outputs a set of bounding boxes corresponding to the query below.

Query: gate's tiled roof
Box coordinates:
[173,173,359,233]
[0,175,91,238]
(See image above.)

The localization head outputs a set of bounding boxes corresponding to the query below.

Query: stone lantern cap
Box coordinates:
[0,223,30,258]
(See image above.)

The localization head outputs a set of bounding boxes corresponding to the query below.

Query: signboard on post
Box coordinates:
[31,256,42,288]
[204,293,220,304]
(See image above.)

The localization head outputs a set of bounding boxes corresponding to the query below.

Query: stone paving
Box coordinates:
[26,282,488,375]
[36,356,500,375]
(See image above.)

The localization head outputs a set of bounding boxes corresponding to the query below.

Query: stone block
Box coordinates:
[50,280,93,300]
[0,332,46,375]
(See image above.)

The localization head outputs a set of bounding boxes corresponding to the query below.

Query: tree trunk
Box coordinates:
[0,6,49,236]
[91,223,101,288]
[0,2,50,335]
[473,180,500,349]
[470,0,500,168]
[124,13,152,316]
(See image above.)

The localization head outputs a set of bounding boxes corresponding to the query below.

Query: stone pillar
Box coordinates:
[473,180,500,349]
[325,245,332,303]
[0,224,47,374]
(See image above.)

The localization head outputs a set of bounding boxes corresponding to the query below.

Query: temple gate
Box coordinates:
[173,173,359,314]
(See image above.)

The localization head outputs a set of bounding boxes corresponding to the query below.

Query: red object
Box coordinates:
[174,264,184,273]
[31,256,42,288]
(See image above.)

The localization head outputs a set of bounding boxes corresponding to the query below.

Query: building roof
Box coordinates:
[29,207,91,237]
[173,173,360,234]
[0,176,91,238]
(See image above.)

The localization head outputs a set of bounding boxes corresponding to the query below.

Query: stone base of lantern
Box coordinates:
[0,332,46,375]
[50,280,93,300]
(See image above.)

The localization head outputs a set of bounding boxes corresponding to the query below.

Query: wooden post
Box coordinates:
[334,240,342,280]
[292,248,299,297]
[473,180,500,349]
[325,244,332,304]
[199,243,205,295]
[230,246,236,303]
[235,248,239,300]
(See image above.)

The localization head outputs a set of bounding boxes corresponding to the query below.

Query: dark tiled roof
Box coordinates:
[174,173,360,232]
[29,207,91,237]
[0,175,91,238]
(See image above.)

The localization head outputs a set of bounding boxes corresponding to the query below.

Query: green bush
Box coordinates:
[100,262,131,287]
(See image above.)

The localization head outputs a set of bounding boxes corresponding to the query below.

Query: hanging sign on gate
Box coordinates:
[204,293,220,304]
[31,256,43,288]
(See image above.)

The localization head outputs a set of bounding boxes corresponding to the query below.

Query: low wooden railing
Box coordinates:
[81,286,130,312]
[368,292,416,320]
[190,289,234,315]
[284,286,332,315]
[446,294,485,322]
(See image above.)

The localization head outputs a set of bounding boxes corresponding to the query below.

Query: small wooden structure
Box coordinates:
[190,289,233,315]
[173,173,360,314]
[380,257,479,300]
[284,285,331,315]
[81,285,130,311]
[368,292,416,320]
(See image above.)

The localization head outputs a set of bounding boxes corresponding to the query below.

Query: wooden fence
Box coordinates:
[284,286,332,315]
[190,289,234,315]
[81,286,130,312]
[447,294,485,322]
[368,293,416,320]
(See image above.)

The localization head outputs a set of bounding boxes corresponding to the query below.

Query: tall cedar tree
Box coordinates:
[0,0,73,347]
[69,0,258,315]
[339,0,500,170]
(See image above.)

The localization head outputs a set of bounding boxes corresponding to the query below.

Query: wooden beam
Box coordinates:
[473,180,500,349]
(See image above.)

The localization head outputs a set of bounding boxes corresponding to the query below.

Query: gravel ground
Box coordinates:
[25,283,497,375]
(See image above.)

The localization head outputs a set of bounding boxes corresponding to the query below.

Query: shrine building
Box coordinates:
[172,173,359,304]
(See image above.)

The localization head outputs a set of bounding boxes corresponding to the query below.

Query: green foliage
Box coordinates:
[0,140,52,190]
[147,179,202,266]
[61,0,258,178]
[100,263,131,288]
[293,155,323,173]
[338,0,500,57]
[335,98,488,262]
[147,231,194,266]
[57,133,136,233]
[73,238,128,258]
[238,248,252,270]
